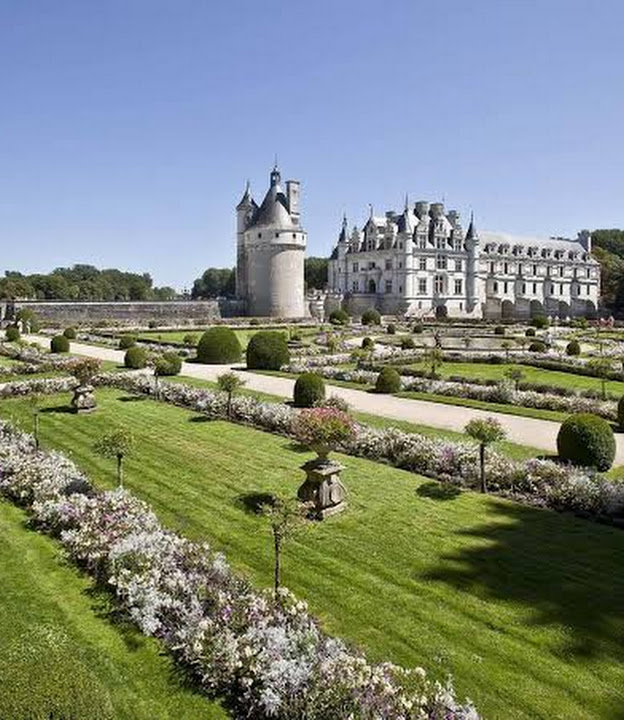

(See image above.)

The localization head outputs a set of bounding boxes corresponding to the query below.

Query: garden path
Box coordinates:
[25,335,624,464]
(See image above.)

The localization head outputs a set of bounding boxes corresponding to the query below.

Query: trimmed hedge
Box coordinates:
[154,351,182,376]
[293,372,326,408]
[196,327,242,364]
[329,309,349,326]
[557,413,615,471]
[375,366,401,394]
[63,327,77,339]
[361,309,381,326]
[528,341,546,353]
[566,340,581,356]
[5,326,20,342]
[50,335,70,353]
[531,316,549,329]
[400,337,415,350]
[119,334,137,350]
[124,346,148,369]
[246,331,290,370]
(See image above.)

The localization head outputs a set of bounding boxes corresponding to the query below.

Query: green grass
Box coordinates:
[0,500,225,720]
[136,326,321,349]
[168,375,542,460]
[1,389,623,719]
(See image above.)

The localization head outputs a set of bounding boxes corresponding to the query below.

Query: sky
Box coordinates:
[1,0,623,291]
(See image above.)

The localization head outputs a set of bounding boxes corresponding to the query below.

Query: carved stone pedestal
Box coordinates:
[71,384,97,413]
[298,457,347,519]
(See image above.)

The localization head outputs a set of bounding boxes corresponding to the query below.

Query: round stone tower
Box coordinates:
[236,166,307,318]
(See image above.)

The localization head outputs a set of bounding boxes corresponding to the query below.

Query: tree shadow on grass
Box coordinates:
[188,414,213,423]
[83,584,144,652]
[234,492,276,515]
[118,395,148,403]
[40,405,73,415]
[416,481,461,501]
[283,441,311,454]
[422,499,624,667]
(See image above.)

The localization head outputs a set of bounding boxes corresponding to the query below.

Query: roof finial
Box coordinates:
[342,212,347,227]
[404,193,409,211]
[368,203,374,219]
[273,153,279,171]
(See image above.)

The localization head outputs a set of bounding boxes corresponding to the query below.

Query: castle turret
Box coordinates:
[465,213,481,312]
[237,166,307,317]
[235,182,257,299]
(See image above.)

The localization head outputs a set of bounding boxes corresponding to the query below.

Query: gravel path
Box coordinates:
[25,336,624,464]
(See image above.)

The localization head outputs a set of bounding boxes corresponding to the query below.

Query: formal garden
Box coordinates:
[2,314,624,718]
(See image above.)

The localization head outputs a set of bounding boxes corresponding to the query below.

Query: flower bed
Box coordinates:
[0,421,477,719]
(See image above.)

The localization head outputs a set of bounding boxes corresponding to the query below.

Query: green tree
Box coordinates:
[304,257,329,291]
[587,357,612,400]
[93,429,135,486]
[259,496,309,598]
[217,372,246,417]
[423,347,444,378]
[504,367,524,391]
[465,417,506,494]
[191,268,235,298]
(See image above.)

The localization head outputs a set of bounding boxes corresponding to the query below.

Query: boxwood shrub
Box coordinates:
[556,413,615,471]
[329,309,349,326]
[196,327,242,364]
[124,346,148,369]
[412,323,423,334]
[154,351,182,376]
[50,335,70,353]
[375,366,401,394]
[531,315,549,329]
[386,323,396,335]
[361,309,381,326]
[119,334,137,350]
[361,337,374,350]
[5,325,20,342]
[293,372,326,408]
[494,326,505,335]
[63,327,77,339]
[400,337,415,350]
[528,341,546,353]
[246,331,290,370]
[566,339,581,356]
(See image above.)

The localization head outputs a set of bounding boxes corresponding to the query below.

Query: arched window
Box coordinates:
[368,279,377,294]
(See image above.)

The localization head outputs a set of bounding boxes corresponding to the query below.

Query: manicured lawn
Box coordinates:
[137,326,320,349]
[0,500,225,720]
[2,389,623,719]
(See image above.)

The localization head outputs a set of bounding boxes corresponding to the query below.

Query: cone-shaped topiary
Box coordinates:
[196,327,242,364]
[557,413,615,471]
[124,346,148,369]
[246,331,290,370]
[375,366,402,394]
[293,372,326,408]
[50,335,70,353]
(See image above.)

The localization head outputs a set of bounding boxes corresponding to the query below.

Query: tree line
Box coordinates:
[592,230,624,313]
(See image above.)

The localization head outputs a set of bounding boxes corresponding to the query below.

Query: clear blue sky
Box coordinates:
[1,0,622,290]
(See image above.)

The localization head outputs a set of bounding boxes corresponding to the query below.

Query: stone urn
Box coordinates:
[298,456,347,520]
[71,384,97,414]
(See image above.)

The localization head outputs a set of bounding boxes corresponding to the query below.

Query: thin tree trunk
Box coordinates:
[480,444,487,494]
[117,454,123,487]
[34,412,39,450]
[273,532,280,599]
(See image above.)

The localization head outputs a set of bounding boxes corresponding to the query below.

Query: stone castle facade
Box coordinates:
[328,200,600,319]
[236,166,307,318]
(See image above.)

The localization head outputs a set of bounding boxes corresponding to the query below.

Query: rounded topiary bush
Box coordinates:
[5,325,20,342]
[401,336,415,350]
[412,323,423,334]
[293,372,326,408]
[124,346,148,369]
[119,334,137,350]
[494,326,505,336]
[329,309,349,326]
[557,413,615,471]
[566,339,581,356]
[386,323,396,335]
[196,327,242,364]
[154,351,182,376]
[361,309,381,326]
[63,327,77,339]
[375,366,402,394]
[531,315,549,329]
[361,336,374,350]
[246,331,290,370]
[525,328,536,337]
[528,341,546,353]
[50,335,70,353]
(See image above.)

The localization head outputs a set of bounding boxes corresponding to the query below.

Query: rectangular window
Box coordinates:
[436,255,447,270]
[533,264,538,275]
[560,284,564,295]
[546,266,551,277]
[399,285,403,293]
[436,236,444,249]
[586,285,590,295]
[418,235,426,249]
[559,266,564,276]
[522,283,526,295]
[454,259,462,272]
[533,282,537,293]
[369,261,376,270]
[489,262,495,274]
[352,280,358,292]
[419,257,427,271]
[587,268,591,278]
[493,281,499,293]
[352,262,359,273]
[418,278,427,295]
[504,262,509,274]
[435,275,444,294]
[454,278,463,295]
[385,259,392,270]
[385,280,392,294]
[503,281,508,293]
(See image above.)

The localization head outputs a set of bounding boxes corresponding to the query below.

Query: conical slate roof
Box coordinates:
[252,182,295,228]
